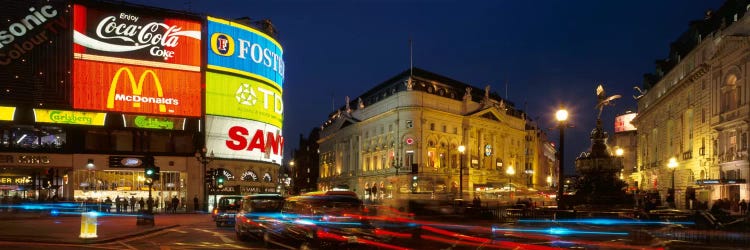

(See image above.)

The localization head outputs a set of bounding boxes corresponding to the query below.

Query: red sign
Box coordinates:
[73,4,201,66]
[73,60,201,117]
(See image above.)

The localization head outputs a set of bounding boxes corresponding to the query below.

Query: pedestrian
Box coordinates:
[171,196,179,213]
[138,198,145,212]
[104,197,112,213]
[740,199,747,215]
[115,196,121,213]
[193,195,200,212]
[130,196,136,213]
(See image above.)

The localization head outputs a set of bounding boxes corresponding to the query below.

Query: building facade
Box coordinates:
[0,0,284,212]
[316,68,555,201]
[634,1,750,209]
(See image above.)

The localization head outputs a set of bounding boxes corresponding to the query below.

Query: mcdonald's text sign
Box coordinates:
[73,60,201,117]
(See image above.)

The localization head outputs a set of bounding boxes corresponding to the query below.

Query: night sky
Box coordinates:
[126,0,719,173]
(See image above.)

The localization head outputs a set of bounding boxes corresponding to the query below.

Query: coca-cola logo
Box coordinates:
[74,11,200,60]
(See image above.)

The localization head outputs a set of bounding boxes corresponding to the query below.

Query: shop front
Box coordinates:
[206,165,278,211]
[71,155,189,212]
[0,153,72,202]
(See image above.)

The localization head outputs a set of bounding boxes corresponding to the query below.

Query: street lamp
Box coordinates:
[506,165,515,198]
[458,145,466,200]
[195,147,215,212]
[555,107,568,209]
[615,147,624,157]
[524,169,533,188]
[668,157,678,207]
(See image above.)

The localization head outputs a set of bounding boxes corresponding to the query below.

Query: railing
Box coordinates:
[650,227,750,246]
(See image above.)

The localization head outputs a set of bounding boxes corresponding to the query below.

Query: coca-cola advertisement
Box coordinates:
[73,3,201,67]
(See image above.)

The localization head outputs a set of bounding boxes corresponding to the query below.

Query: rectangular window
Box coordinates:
[85,130,109,151]
[430,123,435,131]
[173,134,194,153]
[149,133,171,153]
[442,125,446,133]
[405,151,415,168]
[111,130,133,151]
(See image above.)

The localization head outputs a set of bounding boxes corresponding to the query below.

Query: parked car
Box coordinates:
[235,193,285,241]
[262,192,379,249]
[213,195,243,227]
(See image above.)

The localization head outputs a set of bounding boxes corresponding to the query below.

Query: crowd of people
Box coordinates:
[84,195,184,214]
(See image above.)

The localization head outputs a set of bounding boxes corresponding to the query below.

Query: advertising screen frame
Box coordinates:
[614,113,637,132]
[205,115,283,165]
[205,71,283,127]
[72,59,202,117]
[206,16,284,88]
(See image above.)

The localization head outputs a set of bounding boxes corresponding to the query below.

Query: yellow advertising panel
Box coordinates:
[206,72,283,128]
[0,106,15,121]
[34,109,107,126]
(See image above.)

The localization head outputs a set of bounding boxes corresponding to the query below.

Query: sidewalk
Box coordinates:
[0,212,207,244]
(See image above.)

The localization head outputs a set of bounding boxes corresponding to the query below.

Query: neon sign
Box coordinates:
[34,109,106,126]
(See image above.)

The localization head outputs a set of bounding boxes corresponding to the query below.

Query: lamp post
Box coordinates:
[506,165,515,200]
[288,160,295,195]
[391,151,401,198]
[458,145,466,200]
[524,169,533,188]
[668,157,678,208]
[555,108,568,209]
[195,147,214,212]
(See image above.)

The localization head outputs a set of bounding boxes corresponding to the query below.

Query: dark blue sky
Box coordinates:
[129,0,719,172]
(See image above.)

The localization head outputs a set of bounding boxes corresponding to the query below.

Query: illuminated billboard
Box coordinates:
[205,115,283,164]
[72,60,201,117]
[0,1,72,106]
[614,113,637,132]
[0,106,15,121]
[73,4,201,67]
[34,109,106,126]
[207,16,284,88]
[122,114,185,130]
[206,72,283,127]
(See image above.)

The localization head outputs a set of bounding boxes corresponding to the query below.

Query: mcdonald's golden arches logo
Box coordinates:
[107,67,180,113]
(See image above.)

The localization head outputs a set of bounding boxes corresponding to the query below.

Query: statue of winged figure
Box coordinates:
[595,84,621,119]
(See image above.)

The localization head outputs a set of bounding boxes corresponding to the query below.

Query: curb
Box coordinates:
[0,224,180,245]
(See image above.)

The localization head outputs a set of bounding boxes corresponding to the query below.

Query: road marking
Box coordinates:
[167,228,188,234]
[116,240,138,250]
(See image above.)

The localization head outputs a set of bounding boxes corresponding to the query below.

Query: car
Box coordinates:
[213,195,243,227]
[235,193,285,241]
[262,192,379,250]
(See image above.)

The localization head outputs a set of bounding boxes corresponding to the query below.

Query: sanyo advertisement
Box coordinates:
[207,16,284,88]
[205,115,283,164]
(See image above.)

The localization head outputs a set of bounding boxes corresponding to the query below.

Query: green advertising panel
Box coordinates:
[206,72,283,128]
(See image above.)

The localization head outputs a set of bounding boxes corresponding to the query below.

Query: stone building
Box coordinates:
[316,68,554,200]
[634,1,750,209]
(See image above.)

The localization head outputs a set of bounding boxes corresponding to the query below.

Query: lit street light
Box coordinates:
[506,165,515,200]
[668,157,678,208]
[555,107,568,209]
[458,145,465,200]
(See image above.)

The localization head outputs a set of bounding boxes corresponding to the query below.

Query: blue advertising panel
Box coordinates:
[207,16,284,89]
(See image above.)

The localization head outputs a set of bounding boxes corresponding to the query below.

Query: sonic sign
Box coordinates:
[72,3,201,117]
[205,115,283,165]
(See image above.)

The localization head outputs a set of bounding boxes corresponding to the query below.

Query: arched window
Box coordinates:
[721,73,740,112]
